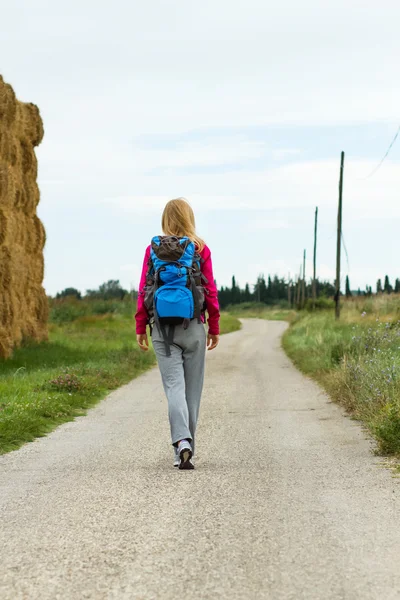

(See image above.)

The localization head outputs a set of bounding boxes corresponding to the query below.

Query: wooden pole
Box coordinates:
[312,207,318,310]
[335,152,345,320]
[301,249,306,309]
[296,266,301,307]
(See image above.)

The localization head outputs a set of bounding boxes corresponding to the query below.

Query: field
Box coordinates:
[283,295,400,456]
[3,292,399,459]
[0,300,241,454]
[224,301,297,322]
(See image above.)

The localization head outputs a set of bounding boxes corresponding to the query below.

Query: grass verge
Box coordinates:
[225,302,297,322]
[0,312,241,454]
[219,312,242,334]
[283,303,400,456]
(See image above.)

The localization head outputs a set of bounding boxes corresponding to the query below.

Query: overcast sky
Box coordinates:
[2,0,400,295]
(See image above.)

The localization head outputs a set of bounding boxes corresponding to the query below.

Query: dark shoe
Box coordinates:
[178,440,194,470]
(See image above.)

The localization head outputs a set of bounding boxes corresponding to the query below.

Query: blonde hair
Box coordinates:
[162,198,205,252]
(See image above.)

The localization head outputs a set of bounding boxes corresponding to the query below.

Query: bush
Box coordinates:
[48,371,83,393]
[305,297,335,311]
[50,300,88,324]
[49,298,135,324]
[375,404,400,454]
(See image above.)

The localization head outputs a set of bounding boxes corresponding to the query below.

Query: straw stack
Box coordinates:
[0,75,48,358]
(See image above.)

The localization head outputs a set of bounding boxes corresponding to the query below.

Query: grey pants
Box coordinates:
[152,320,206,453]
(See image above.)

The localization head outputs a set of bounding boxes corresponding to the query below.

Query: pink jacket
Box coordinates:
[135,244,220,335]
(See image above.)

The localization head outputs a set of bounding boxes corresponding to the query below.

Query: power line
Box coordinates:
[341,232,350,274]
[361,125,400,180]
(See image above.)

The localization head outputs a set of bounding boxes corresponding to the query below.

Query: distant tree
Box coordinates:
[376,279,383,294]
[317,280,336,298]
[86,280,128,300]
[231,275,240,304]
[357,288,361,296]
[345,276,352,298]
[395,278,400,293]
[264,275,273,302]
[217,272,360,307]
[218,286,230,309]
[56,287,81,300]
[254,274,267,303]
[384,275,393,294]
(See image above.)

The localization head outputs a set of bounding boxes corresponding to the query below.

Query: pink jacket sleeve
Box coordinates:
[200,245,220,336]
[134,243,220,336]
[135,246,151,335]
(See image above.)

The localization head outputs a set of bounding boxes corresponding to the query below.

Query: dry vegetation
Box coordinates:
[0,75,48,358]
[283,294,400,456]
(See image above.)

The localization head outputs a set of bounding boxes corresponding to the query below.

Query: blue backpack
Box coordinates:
[144,236,207,354]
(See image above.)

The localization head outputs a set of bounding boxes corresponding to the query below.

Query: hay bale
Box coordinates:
[32,214,46,252]
[0,246,12,288]
[29,253,45,282]
[0,128,10,163]
[20,138,35,174]
[0,291,15,328]
[32,285,49,326]
[16,102,44,147]
[0,128,18,167]
[0,325,13,358]
[0,76,17,126]
[0,164,16,208]
[0,208,7,245]
[16,178,40,216]
[0,75,47,359]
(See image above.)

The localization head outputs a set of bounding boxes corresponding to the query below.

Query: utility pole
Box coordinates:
[335,151,345,320]
[296,265,301,307]
[288,272,291,307]
[312,207,318,310]
[301,249,306,309]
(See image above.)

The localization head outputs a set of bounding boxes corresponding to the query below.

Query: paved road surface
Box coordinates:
[1,320,400,600]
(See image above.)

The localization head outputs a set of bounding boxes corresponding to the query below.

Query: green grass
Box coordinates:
[0,310,241,455]
[225,302,297,322]
[283,299,400,456]
[219,312,242,334]
[0,314,155,454]
[49,297,135,324]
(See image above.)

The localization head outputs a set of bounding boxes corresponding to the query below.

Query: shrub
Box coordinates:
[374,404,400,454]
[49,298,135,324]
[48,371,83,392]
[305,297,335,311]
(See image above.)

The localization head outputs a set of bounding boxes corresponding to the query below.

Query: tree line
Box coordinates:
[55,280,134,301]
[218,274,400,310]
[54,273,400,308]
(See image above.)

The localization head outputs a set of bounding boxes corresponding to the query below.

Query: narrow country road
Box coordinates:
[1,319,400,600]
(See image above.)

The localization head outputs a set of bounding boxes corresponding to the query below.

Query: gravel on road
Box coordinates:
[1,319,400,600]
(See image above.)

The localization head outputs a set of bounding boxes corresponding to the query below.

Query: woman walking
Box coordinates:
[135,198,220,470]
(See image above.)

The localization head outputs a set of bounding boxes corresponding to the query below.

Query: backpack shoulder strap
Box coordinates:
[146,254,154,276]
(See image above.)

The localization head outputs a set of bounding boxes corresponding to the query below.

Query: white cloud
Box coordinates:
[135,139,266,171]
[5,0,400,142]
[3,0,400,295]
[271,149,301,160]
[103,195,243,214]
[103,158,400,221]
[119,264,141,287]
[246,219,290,231]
